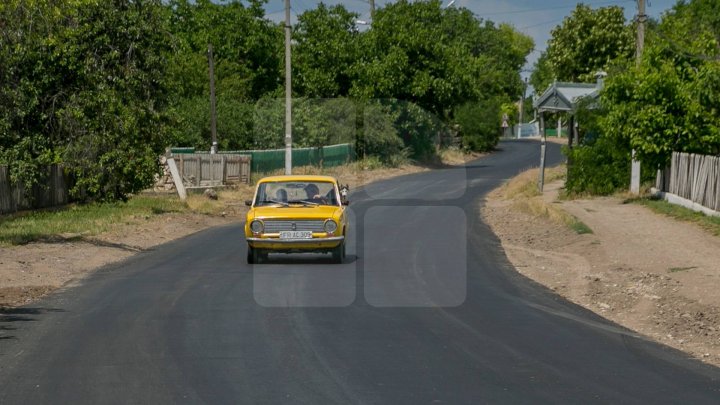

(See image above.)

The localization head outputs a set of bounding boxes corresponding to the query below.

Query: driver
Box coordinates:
[304,183,328,204]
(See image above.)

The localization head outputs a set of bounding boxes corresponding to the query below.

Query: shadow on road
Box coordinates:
[0,307,65,340]
[257,254,359,265]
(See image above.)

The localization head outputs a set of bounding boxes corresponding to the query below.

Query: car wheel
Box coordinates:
[332,241,345,264]
[247,246,256,264]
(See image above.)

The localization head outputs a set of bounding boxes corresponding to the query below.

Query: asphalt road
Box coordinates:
[2,140,720,404]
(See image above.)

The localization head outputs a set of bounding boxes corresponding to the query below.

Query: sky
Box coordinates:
[262,0,681,93]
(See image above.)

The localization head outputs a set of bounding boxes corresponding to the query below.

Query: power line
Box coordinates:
[520,18,566,30]
[477,0,634,17]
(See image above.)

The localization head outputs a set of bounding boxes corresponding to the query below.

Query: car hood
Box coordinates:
[249,205,342,221]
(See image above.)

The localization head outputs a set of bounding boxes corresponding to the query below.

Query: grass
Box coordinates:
[511,198,593,235]
[0,195,189,246]
[635,197,720,237]
[501,165,592,235]
[668,266,698,273]
[500,165,566,200]
[438,147,482,166]
[569,220,594,235]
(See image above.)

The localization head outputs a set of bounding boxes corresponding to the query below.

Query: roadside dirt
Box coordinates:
[483,179,720,367]
[0,213,233,307]
[0,161,450,308]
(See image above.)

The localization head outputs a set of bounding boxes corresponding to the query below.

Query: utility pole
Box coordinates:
[517,77,527,139]
[284,0,292,175]
[630,0,646,194]
[636,0,646,65]
[208,44,218,154]
[538,113,547,192]
[369,0,375,18]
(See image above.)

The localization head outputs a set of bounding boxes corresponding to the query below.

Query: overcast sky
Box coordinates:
[263,0,681,91]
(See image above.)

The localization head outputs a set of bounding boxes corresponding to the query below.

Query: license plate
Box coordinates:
[279,231,313,240]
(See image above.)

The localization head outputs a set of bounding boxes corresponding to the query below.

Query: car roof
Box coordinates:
[257,175,337,184]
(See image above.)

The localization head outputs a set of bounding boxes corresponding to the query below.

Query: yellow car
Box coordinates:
[244,175,349,264]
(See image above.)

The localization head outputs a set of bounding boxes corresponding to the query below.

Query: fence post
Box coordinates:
[195,156,201,187]
[179,154,185,180]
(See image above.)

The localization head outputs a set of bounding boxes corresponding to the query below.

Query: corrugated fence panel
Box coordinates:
[219,143,354,173]
[0,164,71,214]
[172,154,251,185]
[323,143,354,167]
[670,152,720,213]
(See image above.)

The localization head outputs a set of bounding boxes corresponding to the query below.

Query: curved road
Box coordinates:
[1,140,719,403]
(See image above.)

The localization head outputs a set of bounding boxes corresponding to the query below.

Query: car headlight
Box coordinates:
[250,220,264,234]
[324,219,338,233]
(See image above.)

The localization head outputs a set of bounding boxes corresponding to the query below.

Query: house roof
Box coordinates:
[533,82,600,112]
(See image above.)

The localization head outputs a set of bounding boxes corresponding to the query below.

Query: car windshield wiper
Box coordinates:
[289,200,318,206]
[259,199,289,206]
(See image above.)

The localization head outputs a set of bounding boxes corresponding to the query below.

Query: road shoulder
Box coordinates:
[483,173,720,368]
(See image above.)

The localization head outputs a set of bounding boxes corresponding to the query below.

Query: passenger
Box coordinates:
[275,188,288,203]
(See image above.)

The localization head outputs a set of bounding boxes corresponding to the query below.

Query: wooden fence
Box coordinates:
[0,164,71,214]
[172,153,251,186]
[658,152,720,212]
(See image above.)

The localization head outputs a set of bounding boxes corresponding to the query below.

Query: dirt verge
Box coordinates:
[483,174,720,367]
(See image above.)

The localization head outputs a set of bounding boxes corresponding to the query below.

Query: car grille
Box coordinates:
[263,220,325,233]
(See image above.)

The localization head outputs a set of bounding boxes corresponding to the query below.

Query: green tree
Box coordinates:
[541,4,634,85]
[55,0,173,201]
[165,0,282,150]
[600,0,720,170]
[0,0,67,191]
[529,52,554,95]
[293,3,360,98]
[0,0,172,201]
[351,1,532,118]
[349,0,532,156]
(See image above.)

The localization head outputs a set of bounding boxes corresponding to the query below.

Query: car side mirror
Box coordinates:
[342,200,350,206]
[245,200,252,206]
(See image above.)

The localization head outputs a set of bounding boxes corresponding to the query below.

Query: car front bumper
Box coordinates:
[246,236,344,251]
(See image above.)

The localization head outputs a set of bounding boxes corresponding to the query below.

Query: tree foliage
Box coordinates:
[532,4,634,92]
[293,4,360,98]
[0,0,172,201]
[165,0,282,151]
[1,0,534,203]
[552,0,720,195]
[352,0,532,120]
[454,99,502,152]
[600,0,720,170]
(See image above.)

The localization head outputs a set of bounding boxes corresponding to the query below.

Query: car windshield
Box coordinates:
[254,181,339,206]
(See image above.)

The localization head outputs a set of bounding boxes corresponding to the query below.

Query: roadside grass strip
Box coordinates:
[500,165,592,235]
[511,198,593,235]
[636,198,720,237]
[0,196,188,246]
[668,266,698,273]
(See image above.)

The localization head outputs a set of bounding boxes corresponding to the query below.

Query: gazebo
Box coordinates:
[531,73,605,190]
[532,73,605,148]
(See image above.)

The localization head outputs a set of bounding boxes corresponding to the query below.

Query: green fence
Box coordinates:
[544,128,568,137]
[171,143,355,174]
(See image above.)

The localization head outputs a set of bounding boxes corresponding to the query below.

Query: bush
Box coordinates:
[360,102,407,165]
[454,99,502,152]
[564,135,630,195]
